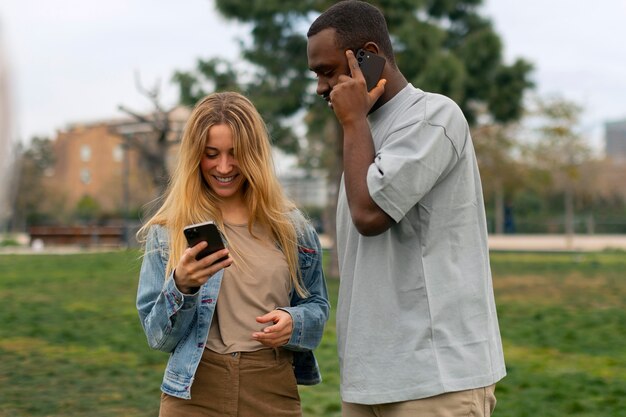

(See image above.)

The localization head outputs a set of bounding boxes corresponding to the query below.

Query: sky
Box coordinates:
[1,0,625,153]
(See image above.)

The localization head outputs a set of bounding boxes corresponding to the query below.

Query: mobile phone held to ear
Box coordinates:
[183,221,229,262]
[356,48,385,91]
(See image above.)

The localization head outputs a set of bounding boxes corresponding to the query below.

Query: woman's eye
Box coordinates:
[205,153,218,159]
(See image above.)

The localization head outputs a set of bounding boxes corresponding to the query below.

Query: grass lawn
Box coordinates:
[0,250,625,416]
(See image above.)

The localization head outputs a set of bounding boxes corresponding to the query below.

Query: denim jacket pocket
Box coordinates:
[297,246,315,271]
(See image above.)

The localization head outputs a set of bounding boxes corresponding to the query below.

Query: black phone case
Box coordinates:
[357,49,385,91]
[183,221,227,261]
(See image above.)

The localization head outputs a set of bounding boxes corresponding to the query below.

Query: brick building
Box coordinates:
[44,106,329,226]
[45,107,190,218]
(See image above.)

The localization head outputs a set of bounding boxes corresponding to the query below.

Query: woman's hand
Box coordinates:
[252,310,293,348]
[173,241,232,294]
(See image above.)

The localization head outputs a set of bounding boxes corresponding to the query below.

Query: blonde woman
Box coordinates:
[136,92,329,417]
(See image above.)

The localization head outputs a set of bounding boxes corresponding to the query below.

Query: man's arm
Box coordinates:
[331,50,393,236]
[342,119,394,235]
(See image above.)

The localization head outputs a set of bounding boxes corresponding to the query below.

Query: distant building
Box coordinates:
[44,107,327,221]
[605,119,626,162]
[280,170,328,209]
[45,107,190,217]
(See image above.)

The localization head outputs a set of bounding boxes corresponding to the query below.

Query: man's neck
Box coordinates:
[371,70,408,113]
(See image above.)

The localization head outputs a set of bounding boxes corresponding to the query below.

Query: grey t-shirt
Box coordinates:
[336,84,506,404]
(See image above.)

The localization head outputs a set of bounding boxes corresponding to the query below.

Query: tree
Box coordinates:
[472,122,527,234]
[173,0,534,275]
[118,74,182,197]
[524,96,594,238]
[11,137,60,228]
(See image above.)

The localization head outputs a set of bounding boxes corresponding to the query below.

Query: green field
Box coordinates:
[0,250,625,416]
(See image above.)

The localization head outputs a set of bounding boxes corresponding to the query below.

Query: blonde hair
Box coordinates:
[138,92,306,297]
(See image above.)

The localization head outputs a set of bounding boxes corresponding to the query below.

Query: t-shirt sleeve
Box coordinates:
[367,121,459,223]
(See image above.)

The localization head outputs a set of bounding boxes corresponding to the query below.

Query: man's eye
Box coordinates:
[313,70,332,79]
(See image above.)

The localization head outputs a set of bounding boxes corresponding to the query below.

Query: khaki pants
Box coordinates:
[342,385,497,417]
[160,348,301,417]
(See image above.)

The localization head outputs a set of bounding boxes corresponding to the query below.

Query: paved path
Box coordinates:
[2,234,625,255]
[321,234,626,252]
[487,234,626,251]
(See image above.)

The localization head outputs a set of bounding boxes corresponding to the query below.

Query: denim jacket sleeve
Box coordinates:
[136,225,200,353]
[280,215,330,352]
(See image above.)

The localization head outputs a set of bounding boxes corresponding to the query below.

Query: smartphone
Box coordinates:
[356,48,385,91]
[183,221,228,262]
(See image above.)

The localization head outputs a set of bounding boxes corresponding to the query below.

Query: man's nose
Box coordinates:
[316,78,330,97]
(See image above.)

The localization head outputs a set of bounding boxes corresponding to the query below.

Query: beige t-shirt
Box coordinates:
[206,221,291,353]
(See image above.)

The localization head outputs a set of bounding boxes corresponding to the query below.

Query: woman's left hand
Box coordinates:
[252,310,293,348]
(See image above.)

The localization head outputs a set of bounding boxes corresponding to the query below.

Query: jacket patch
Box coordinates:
[298,246,316,254]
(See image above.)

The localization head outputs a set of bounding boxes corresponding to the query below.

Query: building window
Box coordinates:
[80,145,91,162]
[113,144,124,162]
[80,168,91,184]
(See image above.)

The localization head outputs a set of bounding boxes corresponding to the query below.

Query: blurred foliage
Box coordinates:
[172,0,534,164]
[10,137,62,227]
[11,3,625,234]
[74,195,101,223]
[170,0,535,275]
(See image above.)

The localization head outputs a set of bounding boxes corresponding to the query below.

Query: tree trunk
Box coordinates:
[564,185,575,250]
[494,181,504,235]
[564,187,575,236]
[322,118,342,279]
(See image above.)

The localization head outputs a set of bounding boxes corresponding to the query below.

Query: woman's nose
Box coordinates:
[216,155,232,173]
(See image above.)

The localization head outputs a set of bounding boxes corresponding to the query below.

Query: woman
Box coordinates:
[136,92,329,417]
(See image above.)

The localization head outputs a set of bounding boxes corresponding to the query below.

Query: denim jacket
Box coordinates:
[136,211,330,399]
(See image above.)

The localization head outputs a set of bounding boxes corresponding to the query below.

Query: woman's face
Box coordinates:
[200,123,246,202]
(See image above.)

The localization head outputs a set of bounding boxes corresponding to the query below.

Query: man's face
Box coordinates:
[307,28,350,107]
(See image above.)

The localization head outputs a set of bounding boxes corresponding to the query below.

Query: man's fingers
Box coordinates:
[369,78,387,101]
[346,50,363,79]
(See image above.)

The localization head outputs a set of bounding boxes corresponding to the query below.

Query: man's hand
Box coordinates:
[330,49,386,126]
[252,309,293,348]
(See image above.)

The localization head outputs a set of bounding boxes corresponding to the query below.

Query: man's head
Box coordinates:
[307,0,395,103]
[307,1,394,64]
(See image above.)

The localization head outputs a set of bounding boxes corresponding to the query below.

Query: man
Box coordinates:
[306,1,506,416]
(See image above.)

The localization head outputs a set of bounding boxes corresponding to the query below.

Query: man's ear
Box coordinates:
[362,42,381,55]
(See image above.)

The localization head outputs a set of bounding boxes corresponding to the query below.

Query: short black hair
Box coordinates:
[307,0,396,65]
